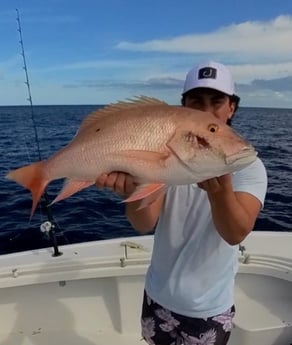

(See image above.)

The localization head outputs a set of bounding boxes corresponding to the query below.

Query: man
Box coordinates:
[97,61,267,345]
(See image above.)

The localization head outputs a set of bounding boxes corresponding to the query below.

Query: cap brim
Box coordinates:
[182,86,233,96]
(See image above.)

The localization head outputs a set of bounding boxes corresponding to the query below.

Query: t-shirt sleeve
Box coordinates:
[232,157,268,207]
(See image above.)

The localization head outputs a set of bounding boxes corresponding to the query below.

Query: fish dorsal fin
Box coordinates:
[78,96,168,132]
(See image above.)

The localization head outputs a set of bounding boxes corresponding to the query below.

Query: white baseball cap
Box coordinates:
[182,61,235,96]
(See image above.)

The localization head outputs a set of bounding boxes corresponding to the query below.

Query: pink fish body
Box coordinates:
[6,96,257,217]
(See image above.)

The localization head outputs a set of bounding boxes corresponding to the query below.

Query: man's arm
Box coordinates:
[96,172,164,234]
[198,174,262,245]
[125,194,165,233]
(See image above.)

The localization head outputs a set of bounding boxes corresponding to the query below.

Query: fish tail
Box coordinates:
[6,161,49,218]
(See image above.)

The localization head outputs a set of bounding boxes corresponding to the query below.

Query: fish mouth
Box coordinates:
[224,146,257,165]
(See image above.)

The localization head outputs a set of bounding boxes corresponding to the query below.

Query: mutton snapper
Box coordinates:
[6,96,257,217]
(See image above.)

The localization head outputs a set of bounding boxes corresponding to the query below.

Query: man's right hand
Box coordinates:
[96,172,137,197]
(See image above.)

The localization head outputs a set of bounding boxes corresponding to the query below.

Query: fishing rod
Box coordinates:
[16,8,62,257]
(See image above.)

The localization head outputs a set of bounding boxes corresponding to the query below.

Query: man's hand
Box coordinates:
[96,172,137,197]
[197,174,233,194]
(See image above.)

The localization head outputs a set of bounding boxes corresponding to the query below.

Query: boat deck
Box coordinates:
[0,332,143,345]
[0,232,292,345]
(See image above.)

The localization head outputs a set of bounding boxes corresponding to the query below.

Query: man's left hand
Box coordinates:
[197,174,233,194]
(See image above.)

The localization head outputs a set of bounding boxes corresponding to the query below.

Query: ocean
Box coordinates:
[0,105,291,255]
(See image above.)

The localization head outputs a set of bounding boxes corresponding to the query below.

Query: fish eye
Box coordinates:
[208,124,219,133]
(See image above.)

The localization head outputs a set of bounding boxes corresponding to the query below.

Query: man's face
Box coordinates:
[184,88,235,124]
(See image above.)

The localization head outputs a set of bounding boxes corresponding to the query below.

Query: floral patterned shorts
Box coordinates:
[141,291,235,345]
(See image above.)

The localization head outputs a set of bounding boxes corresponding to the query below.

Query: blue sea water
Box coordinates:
[0,105,291,255]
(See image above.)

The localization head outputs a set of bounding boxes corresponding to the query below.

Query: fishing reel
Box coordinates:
[40,221,62,257]
[40,221,54,234]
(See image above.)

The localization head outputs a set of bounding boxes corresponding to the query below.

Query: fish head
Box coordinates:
[168,109,257,180]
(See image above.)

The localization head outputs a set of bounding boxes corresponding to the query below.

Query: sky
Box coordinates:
[1,0,292,107]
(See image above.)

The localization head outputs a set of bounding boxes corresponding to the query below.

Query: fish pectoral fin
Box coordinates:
[123,183,166,209]
[50,179,94,206]
[136,185,167,210]
[118,150,171,167]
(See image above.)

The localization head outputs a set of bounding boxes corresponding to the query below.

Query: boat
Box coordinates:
[0,230,291,345]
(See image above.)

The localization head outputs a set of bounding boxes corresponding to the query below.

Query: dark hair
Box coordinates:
[227,94,240,126]
[181,92,241,127]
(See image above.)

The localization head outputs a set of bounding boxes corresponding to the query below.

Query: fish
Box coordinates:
[6,96,257,217]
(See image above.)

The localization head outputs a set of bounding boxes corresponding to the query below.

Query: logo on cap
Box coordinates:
[198,67,217,79]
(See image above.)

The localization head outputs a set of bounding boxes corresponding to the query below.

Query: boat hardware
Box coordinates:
[238,244,250,264]
[120,241,149,267]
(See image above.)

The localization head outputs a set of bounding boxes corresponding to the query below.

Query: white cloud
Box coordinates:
[229,62,292,83]
[113,14,292,105]
[116,15,292,61]
[237,89,292,108]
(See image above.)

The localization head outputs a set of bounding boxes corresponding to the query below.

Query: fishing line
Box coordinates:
[16,8,62,256]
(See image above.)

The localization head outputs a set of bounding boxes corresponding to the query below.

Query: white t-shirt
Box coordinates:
[145,157,267,318]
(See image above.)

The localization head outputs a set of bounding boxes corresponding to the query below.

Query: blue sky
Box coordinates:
[1,0,292,107]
